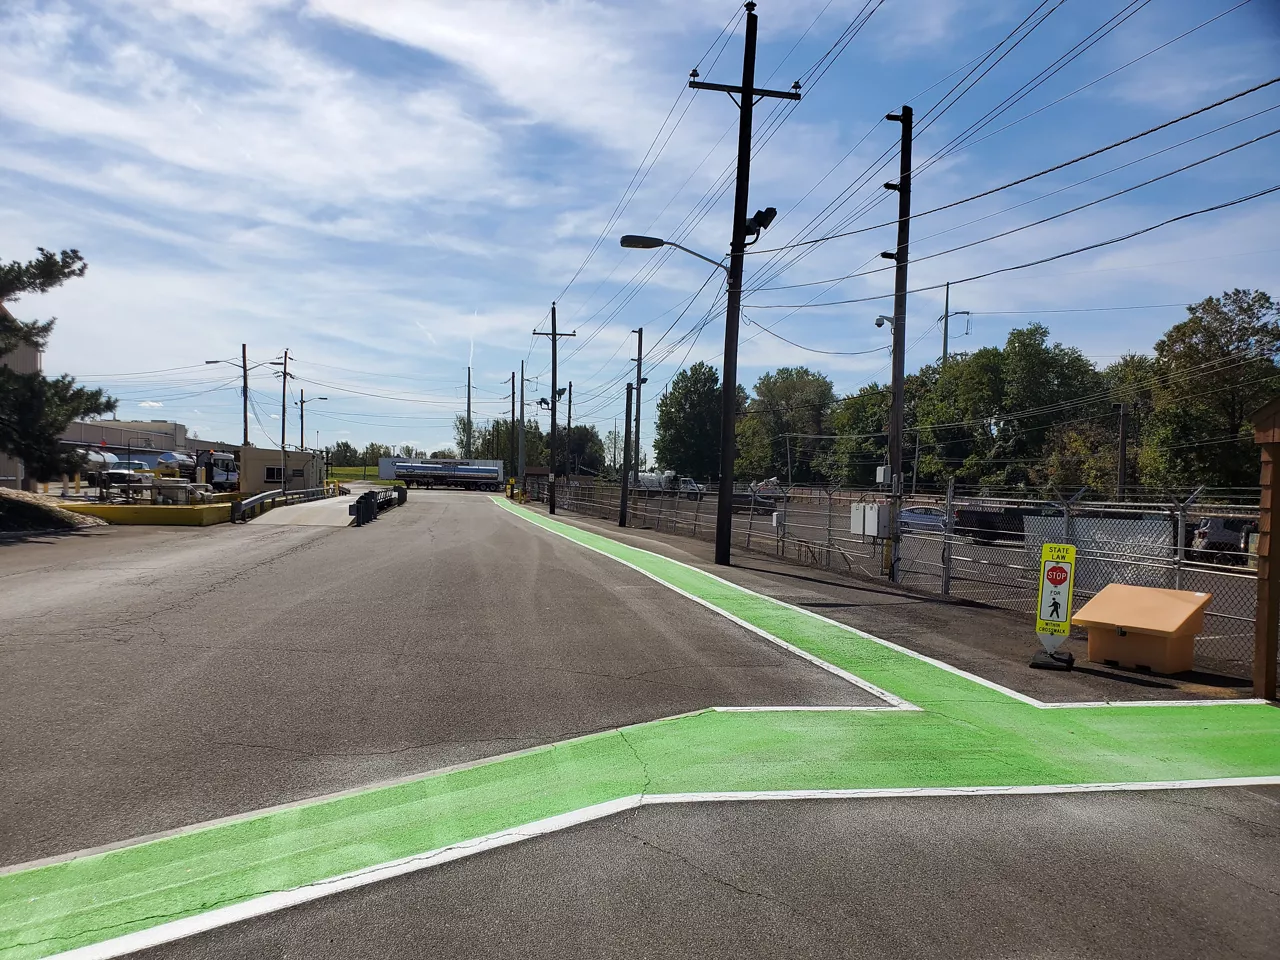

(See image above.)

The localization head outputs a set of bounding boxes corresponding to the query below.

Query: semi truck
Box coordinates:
[379,458,505,491]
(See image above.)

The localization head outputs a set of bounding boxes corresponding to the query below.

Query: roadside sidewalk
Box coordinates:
[528,502,1254,704]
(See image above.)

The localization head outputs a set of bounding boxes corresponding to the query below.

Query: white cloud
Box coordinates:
[138,400,164,408]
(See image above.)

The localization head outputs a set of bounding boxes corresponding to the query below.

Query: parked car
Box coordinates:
[899,505,947,533]
[103,460,154,488]
[1192,517,1254,566]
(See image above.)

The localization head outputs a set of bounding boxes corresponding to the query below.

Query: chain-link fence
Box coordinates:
[555,479,1262,677]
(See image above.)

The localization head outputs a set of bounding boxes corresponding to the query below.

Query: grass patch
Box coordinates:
[327,466,379,481]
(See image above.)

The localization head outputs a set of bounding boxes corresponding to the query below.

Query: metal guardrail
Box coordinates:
[231,486,330,523]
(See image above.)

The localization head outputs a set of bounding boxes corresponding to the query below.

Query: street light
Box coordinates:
[620,235,729,276]
[294,392,327,451]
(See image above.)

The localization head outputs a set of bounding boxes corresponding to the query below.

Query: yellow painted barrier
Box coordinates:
[61,503,233,526]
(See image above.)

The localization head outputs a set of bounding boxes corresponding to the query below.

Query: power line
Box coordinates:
[753,126,1280,293]
[747,184,1280,309]
[745,74,1280,257]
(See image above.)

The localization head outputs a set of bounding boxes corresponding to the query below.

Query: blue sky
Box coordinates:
[2,0,1278,458]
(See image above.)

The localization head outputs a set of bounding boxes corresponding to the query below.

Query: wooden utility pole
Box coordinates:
[1114,402,1131,499]
[533,302,575,514]
[566,382,573,477]
[465,366,472,459]
[519,361,526,480]
[278,349,290,493]
[689,1,800,566]
[510,371,516,479]
[632,327,643,479]
[620,384,634,528]
[241,343,249,447]
[883,104,913,583]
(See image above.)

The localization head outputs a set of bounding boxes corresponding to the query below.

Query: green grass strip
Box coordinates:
[2,502,1278,959]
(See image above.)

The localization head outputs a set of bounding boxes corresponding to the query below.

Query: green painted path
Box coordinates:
[3,499,1279,959]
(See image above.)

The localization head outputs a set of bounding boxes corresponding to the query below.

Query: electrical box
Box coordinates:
[875,465,891,485]
[771,509,785,527]
[850,502,890,538]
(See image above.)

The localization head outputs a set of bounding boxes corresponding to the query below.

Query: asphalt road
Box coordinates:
[4,492,1276,960]
[1,490,871,864]
[140,787,1280,960]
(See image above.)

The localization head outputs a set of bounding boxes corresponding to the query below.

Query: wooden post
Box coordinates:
[1252,398,1280,700]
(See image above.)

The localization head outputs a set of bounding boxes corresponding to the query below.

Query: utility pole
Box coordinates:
[299,388,305,451]
[912,429,921,495]
[882,104,913,583]
[533,302,575,514]
[279,348,289,494]
[519,361,526,480]
[620,383,634,527]
[510,371,516,479]
[1114,401,1130,499]
[940,281,969,369]
[612,417,618,476]
[566,382,573,477]
[240,343,249,447]
[465,366,472,459]
[632,327,643,479]
[942,282,951,368]
[689,0,800,567]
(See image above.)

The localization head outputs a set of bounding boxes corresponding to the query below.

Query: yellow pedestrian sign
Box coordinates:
[1035,543,1076,645]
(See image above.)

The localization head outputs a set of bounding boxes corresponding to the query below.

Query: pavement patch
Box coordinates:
[2,500,1278,959]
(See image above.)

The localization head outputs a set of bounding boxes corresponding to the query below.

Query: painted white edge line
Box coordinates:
[49,775,1280,960]
[712,705,902,712]
[512,502,1270,712]
[46,796,645,960]
[497,501,916,711]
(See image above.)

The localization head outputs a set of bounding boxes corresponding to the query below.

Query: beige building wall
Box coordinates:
[238,447,325,495]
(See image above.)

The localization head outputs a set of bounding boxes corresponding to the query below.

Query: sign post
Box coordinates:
[1031,542,1077,670]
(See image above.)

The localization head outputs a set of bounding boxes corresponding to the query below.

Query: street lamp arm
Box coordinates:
[663,241,729,277]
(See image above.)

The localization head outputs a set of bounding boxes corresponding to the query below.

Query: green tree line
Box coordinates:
[651,290,1279,496]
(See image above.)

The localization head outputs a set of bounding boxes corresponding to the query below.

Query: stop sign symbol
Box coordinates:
[1046,565,1068,586]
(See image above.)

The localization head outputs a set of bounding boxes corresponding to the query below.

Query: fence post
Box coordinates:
[941,477,955,597]
[826,490,834,570]
[692,491,702,537]
[746,491,754,550]
[1175,504,1186,591]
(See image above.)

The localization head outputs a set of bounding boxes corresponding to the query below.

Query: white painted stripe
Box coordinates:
[500,503,915,710]
[48,797,646,960]
[517,505,1267,712]
[711,705,903,712]
[49,775,1280,959]
[641,775,1280,804]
